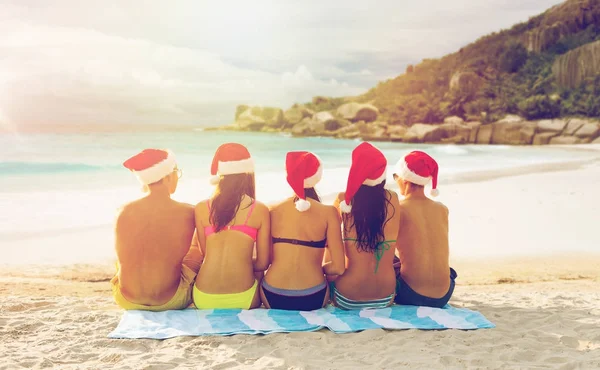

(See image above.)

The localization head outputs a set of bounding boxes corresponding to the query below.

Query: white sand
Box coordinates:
[1,146,600,369]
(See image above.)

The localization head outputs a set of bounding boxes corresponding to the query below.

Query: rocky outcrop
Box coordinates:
[236,106,284,131]
[553,40,600,88]
[491,116,536,145]
[533,132,559,145]
[537,119,568,133]
[336,103,379,123]
[291,117,325,137]
[449,72,484,97]
[549,135,582,145]
[524,22,569,53]
[224,104,598,146]
[465,121,482,143]
[574,122,600,138]
[476,124,494,144]
[593,137,600,144]
[283,104,314,126]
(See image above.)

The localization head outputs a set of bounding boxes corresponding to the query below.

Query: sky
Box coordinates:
[0,0,565,128]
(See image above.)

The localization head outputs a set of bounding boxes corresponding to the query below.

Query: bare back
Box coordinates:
[115,196,195,305]
[396,197,450,298]
[195,195,270,294]
[266,197,344,289]
[334,190,400,300]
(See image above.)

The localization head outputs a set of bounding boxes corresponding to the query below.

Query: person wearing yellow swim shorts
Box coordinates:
[112,149,203,311]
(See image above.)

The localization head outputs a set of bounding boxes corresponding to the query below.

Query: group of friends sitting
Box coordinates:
[111,141,456,312]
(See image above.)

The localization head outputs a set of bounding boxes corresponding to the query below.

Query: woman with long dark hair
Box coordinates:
[260,151,345,310]
[193,143,270,309]
[329,142,400,309]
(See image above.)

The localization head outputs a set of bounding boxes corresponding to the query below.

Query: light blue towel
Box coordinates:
[108,305,494,339]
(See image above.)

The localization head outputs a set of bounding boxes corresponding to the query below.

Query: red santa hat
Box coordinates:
[394,150,439,197]
[123,149,177,186]
[210,143,254,185]
[285,151,323,212]
[340,142,387,213]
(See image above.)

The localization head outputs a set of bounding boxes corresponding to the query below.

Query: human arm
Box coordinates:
[183,230,204,273]
[322,206,346,276]
[194,202,208,257]
[253,203,271,272]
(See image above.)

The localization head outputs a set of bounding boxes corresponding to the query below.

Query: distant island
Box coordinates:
[213,0,600,145]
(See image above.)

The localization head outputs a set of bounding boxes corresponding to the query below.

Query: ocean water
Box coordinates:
[0,130,597,263]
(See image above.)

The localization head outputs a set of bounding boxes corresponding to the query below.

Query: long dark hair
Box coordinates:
[210,173,255,232]
[294,187,321,203]
[343,181,394,253]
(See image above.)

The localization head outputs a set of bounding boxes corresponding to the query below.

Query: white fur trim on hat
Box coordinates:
[303,163,323,188]
[430,188,440,197]
[394,160,431,186]
[340,200,352,213]
[134,151,177,185]
[362,169,387,187]
[295,199,311,212]
[218,158,255,176]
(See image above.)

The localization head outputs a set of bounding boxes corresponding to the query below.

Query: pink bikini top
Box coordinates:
[204,200,258,241]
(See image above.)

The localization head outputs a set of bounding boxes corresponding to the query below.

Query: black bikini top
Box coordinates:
[272,237,327,249]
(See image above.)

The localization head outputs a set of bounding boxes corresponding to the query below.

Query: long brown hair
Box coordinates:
[210,173,255,232]
[343,181,394,253]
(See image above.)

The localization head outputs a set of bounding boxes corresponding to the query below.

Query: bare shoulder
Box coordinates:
[435,201,449,214]
[253,200,270,216]
[336,192,345,202]
[267,198,286,212]
[386,189,400,203]
[174,200,195,212]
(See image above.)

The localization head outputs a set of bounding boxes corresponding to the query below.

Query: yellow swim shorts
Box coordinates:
[111,264,197,311]
[193,280,258,310]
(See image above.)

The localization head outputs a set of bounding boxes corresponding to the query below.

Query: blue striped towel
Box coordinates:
[108,305,494,339]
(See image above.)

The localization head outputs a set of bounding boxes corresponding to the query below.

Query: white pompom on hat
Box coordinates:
[340,142,387,213]
[123,149,177,185]
[394,150,440,197]
[209,143,255,184]
[285,151,323,212]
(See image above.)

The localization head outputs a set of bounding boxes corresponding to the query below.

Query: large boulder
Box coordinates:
[388,125,409,142]
[593,137,600,144]
[312,111,350,131]
[283,104,314,126]
[235,105,249,120]
[574,122,600,139]
[536,119,568,133]
[491,116,537,145]
[564,118,587,135]
[236,106,284,131]
[449,72,484,97]
[533,132,559,145]
[549,136,582,145]
[438,123,472,143]
[553,40,600,88]
[333,122,368,139]
[465,121,482,143]
[476,124,494,144]
[291,117,325,137]
[444,116,465,125]
[406,123,445,143]
[336,102,379,123]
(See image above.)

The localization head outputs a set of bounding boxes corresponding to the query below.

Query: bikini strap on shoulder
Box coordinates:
[243,200,256,225]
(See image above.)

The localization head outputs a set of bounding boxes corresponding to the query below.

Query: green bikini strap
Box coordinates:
[343,238,396,273]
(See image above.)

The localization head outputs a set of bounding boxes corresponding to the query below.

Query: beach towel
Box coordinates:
[109,305,494,339]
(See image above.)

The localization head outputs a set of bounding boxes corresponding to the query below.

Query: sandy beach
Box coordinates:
[2,146,600,369]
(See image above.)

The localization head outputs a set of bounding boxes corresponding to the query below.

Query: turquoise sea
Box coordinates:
[0,130,597,264]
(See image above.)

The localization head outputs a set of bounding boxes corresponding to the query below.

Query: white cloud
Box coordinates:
[0,0,565,126]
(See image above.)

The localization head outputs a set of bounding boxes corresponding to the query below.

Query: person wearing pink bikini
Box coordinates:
[192,143,271,309]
